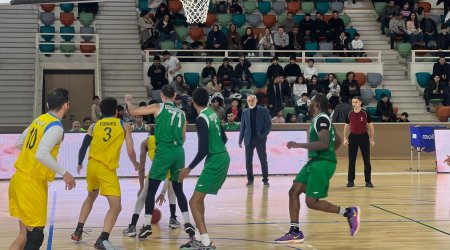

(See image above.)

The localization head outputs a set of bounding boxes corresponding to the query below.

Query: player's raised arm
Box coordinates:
[124,123,140,170]
[125,94,160,116]
[15,126,29,149]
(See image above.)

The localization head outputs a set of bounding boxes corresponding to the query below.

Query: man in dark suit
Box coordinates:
[239,95,272,187]
[268,74,285,116]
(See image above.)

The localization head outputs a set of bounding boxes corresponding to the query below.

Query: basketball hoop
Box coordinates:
[180,0,209,24]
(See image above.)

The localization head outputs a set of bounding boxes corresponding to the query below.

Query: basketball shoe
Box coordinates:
[184,222,196,237]
[122,224,136,237]
[138,224,152,239]
[200,242,217,249]
[345,206,361,236]
[94,238,119,250]
[274,231,305,244]
[179,238,202,249]
[169,217,182,229]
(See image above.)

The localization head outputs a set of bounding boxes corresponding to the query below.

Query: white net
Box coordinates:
[180,0,209,24]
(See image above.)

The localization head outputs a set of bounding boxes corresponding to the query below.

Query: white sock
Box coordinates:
[144,214,152,226]
[338,206,346,216]
[194,229,201,240]
[182,211,190,224]
[200,234,211,246]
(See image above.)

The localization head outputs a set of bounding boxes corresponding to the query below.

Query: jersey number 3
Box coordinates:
[103,127,112,142]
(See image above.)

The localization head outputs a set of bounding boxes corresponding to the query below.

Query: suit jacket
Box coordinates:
[239,106,272,146]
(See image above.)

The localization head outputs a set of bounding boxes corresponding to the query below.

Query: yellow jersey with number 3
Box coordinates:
[89,117,125,169]
[14,113,63,182]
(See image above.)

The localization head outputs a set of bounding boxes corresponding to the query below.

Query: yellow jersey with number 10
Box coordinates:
[14,113,63,182]
[89,117,125,169]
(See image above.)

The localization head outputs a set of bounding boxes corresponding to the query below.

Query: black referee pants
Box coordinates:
[347,133,372,183]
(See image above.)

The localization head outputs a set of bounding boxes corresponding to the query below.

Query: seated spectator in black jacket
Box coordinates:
[299,13,315,40]
[155,3,170,24]
[225,98,242,122]
[424,74,447,111]
[207,24,228,50]
[234,55,253,90]
[201,59,216,85]
[380,0,399,35]
[157,14,176,41]
[334,31,350,55]
[177,41,195,62]
[314,12,329,41]
[327,11,345,41]
[267,56,284,82]
[376,94,396,122]
[433,56,450,82]
[217,57,238,89]
[241,27,257,53]
[295,93,310,123]
[147,55,168,90]
[332,96,352,122]
[284,55,301,84]
[340,71,361,100]
[288,26,305,51]
[397,112,410,122]
[437,25,450,51]
[267,74,285,116]
[420,11,438,42]
[307,75,325,98]
[227,23,241,51]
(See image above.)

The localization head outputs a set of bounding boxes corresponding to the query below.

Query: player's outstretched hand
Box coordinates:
[77,165,83,175]
[287,141,297,149]
[63,172,76,190]
[444,155,450,166]
[343,139,349,146]
[124,94,134,103]
[156,194,166,206]
[178,168,191,182]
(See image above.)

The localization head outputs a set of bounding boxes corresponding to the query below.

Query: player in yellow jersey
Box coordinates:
[71,97,140,249]
[8,88,76,250]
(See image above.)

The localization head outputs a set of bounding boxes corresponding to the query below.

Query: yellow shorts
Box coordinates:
[9,171,48,227]
[86,161,121,196]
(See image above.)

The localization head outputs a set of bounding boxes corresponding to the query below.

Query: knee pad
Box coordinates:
[24,227,44,250]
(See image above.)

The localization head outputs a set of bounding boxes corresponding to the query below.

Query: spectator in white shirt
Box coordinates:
[351,33,364,57]
[292,75,307,103]
[258,27,275,57]
[162,50,182,83]
[327,77,341,99]
[303,59,318,81]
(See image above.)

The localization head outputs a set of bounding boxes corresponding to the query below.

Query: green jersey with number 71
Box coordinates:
[154,102,185,146]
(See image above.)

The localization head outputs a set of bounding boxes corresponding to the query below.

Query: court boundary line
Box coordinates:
[47,191,57,250]
[371,204,450,236]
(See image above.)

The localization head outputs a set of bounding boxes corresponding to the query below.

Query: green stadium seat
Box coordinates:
[175,26,188,39]
[374,89,391,101]
[283,107,295,118]
[40,25,55,41]
[217,13,232,27]
[301,2,315,13]
[237,27,246,36]
[184,72,200,89]
[340,14,350,27]
[60,3,74,13]
[60,41,75,55]
[315,2,329,14]
[258,1,271,15]
[341,58,356,63]
[232,13,246,28]
[335,72,346,83]
[80,12,94,27]
[397,43,412,58]
[277,14,287,25]
[415,72,431,88]
[243,1,257,14]
[374,2,386,15]
[160,40,175,50]
[252,72,268,88]
[60,26,75,41]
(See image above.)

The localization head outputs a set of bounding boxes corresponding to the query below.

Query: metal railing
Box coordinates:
[411,50,450,63]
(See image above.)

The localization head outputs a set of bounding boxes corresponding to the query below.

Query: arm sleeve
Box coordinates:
[315,116,331,133]
[35,126,67,176]
[78,134,92,165]
[188,117,209,169]
[15,127,29,149]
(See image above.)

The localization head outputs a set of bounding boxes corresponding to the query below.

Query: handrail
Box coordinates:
[411,49,450,63]
[143,49,382,64]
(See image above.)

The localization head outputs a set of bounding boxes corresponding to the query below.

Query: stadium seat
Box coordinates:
[301,1,314,13]
[319,41,333,50]
[217,13,231,27]
[430,99,444,113]
[168,0,183,13]
[354,73,367,86]
[322,14,333,23]
[243,1,257,14]
[39,40,55,54]
[80,12,94,27]
[80,41,96,55]
[340,14,350,27]
[40,12,55,26]
[190,28,205,41]
[293,14,304,25]
[184,72,200,89]
[272,1,286,15]
[160,40,175,50]
[252,72,268,88]
[263,14,277,28]
[357,58,372,63]
[415,72,431,88]
[287,1,301,13]
[175,26,188,39]
[374,89,391,101]
[40,25,55,41]
[305,42,318,56]
[436,106,450,122]
[205,14,216,27]
[59,3,74,13]
[60,12,75,26]
[253,28,265,38]
[360,88,374,105]
[80,26,94,41]
[367,73,382,88]
[40,3,55,12]
[138,0,149,11]
[330,1,344,13]
[220,26,229,35]
[255,87,268,104]
[318,72,328,80]
[365,106,380,121]
[60,26,75,41]
[237,27,246,36]
[60,41,75,55]
[258,1,272,15]
[247,14,262,28]
[315,2,329,14]
[345,27,357,39]
[418,2,431,13]
[397,43,412,58]
[341,58,356,63]
[232,13,246,28]
[374,2,386,15]
[277,14,287,25]
[335,72,346,83]
[283,107,295,118]
[325,58,340,63]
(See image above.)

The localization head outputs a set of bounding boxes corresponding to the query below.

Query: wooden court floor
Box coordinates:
[1,159,450,250]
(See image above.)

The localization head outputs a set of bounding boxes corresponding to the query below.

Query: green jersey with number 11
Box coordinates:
[155,102,185,146]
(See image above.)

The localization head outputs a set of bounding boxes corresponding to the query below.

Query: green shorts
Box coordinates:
[295,160,336,199]
[149,145,185,182]
[195,152,230,195]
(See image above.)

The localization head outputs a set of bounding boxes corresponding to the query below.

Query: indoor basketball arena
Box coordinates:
[1,0,450,249]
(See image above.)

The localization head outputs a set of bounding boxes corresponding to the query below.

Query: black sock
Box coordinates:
[289,222,300,233]
[131,214,139,226]
[76,222,84,232]
[100,232,110,241]
[170,204,176,218]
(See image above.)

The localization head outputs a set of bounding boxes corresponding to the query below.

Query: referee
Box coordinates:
[343,96,375,188]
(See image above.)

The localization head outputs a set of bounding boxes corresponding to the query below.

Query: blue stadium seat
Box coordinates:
[415,72,431,88]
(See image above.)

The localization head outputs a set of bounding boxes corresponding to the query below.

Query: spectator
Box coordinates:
[138,101,152,124]
[397,112,410,122]
[193,41,208,62]
[258,27,275,57]
[234,55,253,90]
[273,26,289,51]
[327,11,345,41]
[424,74,446,111]
[241,27,257,55]
[91,95,101,121]
[162,50,182,83]
[332,96,352,122]
[299,13,315,40]
[314,12,329,41]
[389,13,406,49]
[271,109,286,123]
[436,25,450,51]
[138,11,156,45]
[284,55,302,84]
[303,59,318,82]
[238,95,272,187]
[230,0,243,13]
[281,12,296,33]
[157,14,176,42]
[341,71,361,100]
[78,2,99,16]
[399,2,412,20]
[225,98,242,122]
[70,121,81,132]
[292,75,307,103]
[174,95,183,109]
[286,113,298,123]
[81,117,91,131]
[288,26,305,51]
[184,98,198,123]
[177,41,195,62]
[321,73,336,93]
[334,31,350,54]
[217,57,238,89]
[432,56,450,82]
[295,93,310,123]
[210,96,225,121]
[223,111,241,131]
[132,115,150,132]
[204,75,222,95]
[201,59,216,85]
[267,74,285,116]
[155,2,170,23]
[117,105,125,120]
[172,74,191,106]
[376,94,396,122]
[207,24,227,51]
[148,55,168,90]
[227,23,241,51]
[147,100,157,124]
[266,56,284,82]
[380,0,399,35]
[351,33,364,57]
[307,75,325,98]
[327,77,341,99]
[420,12,438,43]
[406,12,424,46]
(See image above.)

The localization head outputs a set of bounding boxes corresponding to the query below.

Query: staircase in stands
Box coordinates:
[345,2,437,121]
[0,4,38,125]
[96,0,147,102]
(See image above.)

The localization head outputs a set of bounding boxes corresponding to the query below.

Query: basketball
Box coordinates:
[151,208,162,224]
